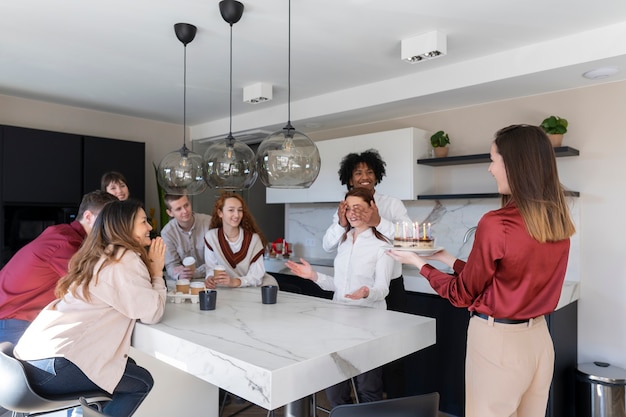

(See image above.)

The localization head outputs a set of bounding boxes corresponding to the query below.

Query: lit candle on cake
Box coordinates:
[418,222,434,249]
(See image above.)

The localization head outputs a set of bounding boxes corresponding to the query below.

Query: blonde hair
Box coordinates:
[494,125,576,242]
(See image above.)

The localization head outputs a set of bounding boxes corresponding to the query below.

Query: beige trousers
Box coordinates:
[465,315,554,417]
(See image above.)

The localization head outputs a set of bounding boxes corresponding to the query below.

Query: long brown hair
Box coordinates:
[55,199,151,300]
[494,124,576,242]
[341,188,390,243]
[209,192,267,246]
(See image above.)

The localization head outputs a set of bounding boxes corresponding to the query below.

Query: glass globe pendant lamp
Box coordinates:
[204,0,257,190]
[255,0,320,188]
[157,23,207,196]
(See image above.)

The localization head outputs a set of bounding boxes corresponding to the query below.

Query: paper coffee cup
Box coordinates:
[213,265,226,273]
[182,256,196,272]
[176,279,190,294]
[190,281,205,295]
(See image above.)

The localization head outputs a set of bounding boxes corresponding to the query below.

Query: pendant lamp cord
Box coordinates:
[183,44,188,149]
[287,0,291,124]
[229,23,233,136]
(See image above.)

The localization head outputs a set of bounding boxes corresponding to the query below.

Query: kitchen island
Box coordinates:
[130,286,436,417]
[267,258,580,417]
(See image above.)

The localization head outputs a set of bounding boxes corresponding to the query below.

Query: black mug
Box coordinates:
[261,285,278,304]
[199,290,217,310]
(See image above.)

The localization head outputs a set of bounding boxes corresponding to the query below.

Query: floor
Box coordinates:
[220,393,456,417]
[0,395,456,417]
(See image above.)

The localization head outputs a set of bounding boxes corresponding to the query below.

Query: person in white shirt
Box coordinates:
[15,199,167,417]
[204,192,276,288]
[286,187,394,406]
[161,194,211,281]
[321,149,411,397]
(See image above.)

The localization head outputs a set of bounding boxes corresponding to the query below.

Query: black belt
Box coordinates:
[471,312,529,324]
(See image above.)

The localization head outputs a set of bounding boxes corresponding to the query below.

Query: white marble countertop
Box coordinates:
[265,259,579,311]
[132,287,435,410]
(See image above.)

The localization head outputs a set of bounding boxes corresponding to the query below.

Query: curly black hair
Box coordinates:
[338,149,387,190]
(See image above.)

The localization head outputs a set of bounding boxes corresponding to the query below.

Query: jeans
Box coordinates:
[23,357,153,417]
[0,318,31,345]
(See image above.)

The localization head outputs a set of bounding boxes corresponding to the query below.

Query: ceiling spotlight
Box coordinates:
[401,30,447,64]
[244,82,273,104]
[582,67,620,80]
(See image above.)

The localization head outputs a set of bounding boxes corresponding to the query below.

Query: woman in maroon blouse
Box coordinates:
[388,125,576,417]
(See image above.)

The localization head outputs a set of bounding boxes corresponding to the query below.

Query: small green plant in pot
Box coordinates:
[540,116,568,147]
[430,130,450,157]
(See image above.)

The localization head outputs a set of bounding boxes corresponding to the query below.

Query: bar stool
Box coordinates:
[0,342,111,417]
[327,392,439,417]
[312,378,359,416]
[79,397,107,417]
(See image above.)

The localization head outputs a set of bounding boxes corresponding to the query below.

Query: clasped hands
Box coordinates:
[147,237,166,277]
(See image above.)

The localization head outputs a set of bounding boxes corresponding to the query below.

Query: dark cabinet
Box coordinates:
[2,126,83,205]
[83,136,145,202]
[0,125,145,266]
[404,292,578,417]
[546,301,578,417]
[269,272,334,300]
[404,292,468,417]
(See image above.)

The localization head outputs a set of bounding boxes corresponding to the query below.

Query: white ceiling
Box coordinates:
[2,0,626,139]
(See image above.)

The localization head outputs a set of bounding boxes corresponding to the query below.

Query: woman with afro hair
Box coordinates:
[322,148,412,398]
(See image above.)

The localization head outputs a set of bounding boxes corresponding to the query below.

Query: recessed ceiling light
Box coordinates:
[582,67,620,80]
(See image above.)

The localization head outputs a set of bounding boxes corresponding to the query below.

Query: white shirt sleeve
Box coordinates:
[314,272,336,292]
[238,256,265,287]
[322,211,345,253]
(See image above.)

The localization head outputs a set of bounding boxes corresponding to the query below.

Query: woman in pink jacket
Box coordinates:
[15,199,167,417]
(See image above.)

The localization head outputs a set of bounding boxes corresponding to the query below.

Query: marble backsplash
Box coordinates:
[284,197,580,282]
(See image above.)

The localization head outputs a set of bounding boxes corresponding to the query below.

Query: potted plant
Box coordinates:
[430,130,451,157]
[540,115,568,147]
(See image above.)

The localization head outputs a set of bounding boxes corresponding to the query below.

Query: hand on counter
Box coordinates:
[284,258,319,282]
[345,286,369,300]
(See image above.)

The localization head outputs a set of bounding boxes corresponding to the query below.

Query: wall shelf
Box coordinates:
[417,190,580,200]
[417,146,579,166]
[416,146,580,199]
